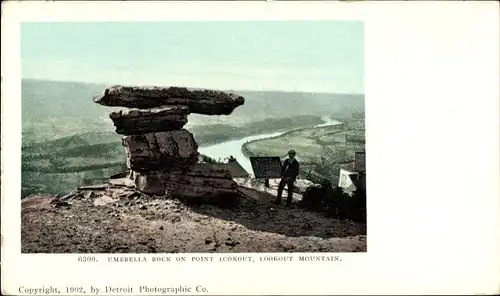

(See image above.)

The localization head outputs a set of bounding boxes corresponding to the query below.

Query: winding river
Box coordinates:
[198,116,342,175]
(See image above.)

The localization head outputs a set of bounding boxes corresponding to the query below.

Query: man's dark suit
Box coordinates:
[276,157,300,206]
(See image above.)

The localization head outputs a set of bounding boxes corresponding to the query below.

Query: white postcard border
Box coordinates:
[2,1,500,295]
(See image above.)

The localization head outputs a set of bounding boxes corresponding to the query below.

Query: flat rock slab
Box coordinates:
[184,163,234,179]
[109,105,189,135]
[108,177,135,188]
[93,195,119,206]
[122,130,199,171]
[234,178,303,202]
[134,171,238,195]
[94,85,245,115]
[133,168,239,206]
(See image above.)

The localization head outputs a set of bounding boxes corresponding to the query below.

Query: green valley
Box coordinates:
[21,79,365,197]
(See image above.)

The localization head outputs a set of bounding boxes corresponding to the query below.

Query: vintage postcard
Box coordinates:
[2,1,499,295]
[18,19,366,255]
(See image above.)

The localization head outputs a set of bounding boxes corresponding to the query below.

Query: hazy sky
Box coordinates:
[21,21,364,93]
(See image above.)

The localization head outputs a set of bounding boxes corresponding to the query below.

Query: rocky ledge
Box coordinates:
[94,85,245,207]
[109,105,190,135]
[94,85,245,115]
[21,183,367,253]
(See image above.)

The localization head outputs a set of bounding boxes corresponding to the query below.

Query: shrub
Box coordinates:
[301,185,325,212]
[200,154,220,164]
[300,181,366,223]
[323,186,351,219]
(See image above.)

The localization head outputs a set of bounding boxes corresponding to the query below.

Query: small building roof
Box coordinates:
[226,159,250,178]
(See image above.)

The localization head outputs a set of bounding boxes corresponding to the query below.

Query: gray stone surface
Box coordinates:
[109,105,189,135]
[94,85,245,115]
[94,85,246,205]
[133,167,239,206]
[122,130,199,172]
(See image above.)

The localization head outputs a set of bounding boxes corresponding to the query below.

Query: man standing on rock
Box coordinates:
[274,149,300,207]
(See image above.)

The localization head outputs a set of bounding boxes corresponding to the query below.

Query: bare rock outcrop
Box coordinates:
[94,86,245,115]
[134,166,238,191]
[110,105,190,135]
[94,84,245,206]
[122,130,199,171]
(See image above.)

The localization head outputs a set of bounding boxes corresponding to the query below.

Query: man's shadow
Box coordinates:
[185,185,366,239]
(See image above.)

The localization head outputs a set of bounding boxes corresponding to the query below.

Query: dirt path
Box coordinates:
[21,186,367,253]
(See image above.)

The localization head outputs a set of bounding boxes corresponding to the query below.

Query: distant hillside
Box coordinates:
[221,90,364,125]
[20,79,364,197]
[22,79,111,122]
[22,78,364,128]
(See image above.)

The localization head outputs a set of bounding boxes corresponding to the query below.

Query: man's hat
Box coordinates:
[288,149,296,155]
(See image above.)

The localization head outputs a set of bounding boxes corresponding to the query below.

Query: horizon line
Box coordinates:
[22,77,365,96]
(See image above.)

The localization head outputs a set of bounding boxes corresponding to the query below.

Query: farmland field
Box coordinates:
[242,116,365,184]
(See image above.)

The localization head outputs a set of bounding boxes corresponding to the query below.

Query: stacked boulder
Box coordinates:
[94,85,245,206]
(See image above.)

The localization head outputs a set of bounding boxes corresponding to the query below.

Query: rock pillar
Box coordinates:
[94,85,245,206]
